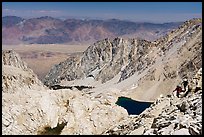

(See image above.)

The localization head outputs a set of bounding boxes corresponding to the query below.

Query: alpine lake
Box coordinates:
[116,96,152,115]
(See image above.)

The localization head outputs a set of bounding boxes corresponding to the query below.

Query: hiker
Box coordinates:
[173,85,183,98]
[182,78,189,92]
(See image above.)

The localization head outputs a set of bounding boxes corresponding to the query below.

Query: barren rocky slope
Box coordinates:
[44,18,202,101]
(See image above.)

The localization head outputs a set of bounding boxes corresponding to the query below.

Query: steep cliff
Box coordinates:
[43,37,155,86]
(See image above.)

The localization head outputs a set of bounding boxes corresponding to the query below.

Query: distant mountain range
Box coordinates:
[2,16,183,45]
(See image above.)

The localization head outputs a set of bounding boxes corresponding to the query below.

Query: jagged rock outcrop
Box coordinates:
[103,68,202,135]
[43,37,155,86]
[2,50,45,93]
[2,50,128,135]
[2,50,29,70]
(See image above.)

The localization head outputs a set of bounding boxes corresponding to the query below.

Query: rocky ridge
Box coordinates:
[43,37,155,86]
[2,50,29,71]
[2,50,45,93]
[123,18,202,101]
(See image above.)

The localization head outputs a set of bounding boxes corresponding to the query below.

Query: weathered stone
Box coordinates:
[173,128,190,135]
[143,129,157,135]
[129,126,145,135]
[177,102,188,112]
[189,125,201,135]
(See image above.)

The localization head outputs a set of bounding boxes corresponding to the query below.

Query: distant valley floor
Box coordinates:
[2,44,89,80]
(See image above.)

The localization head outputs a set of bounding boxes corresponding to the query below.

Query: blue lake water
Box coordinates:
[116,96,152,115]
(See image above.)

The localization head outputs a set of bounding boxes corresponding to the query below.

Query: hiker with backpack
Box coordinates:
[173,78,189,98]
[173,85,183,98]
[182,78,189,92]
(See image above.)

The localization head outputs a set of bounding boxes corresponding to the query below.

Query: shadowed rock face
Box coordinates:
[43,18,202,90]
[2,16,182,45]
[43,37,155,86]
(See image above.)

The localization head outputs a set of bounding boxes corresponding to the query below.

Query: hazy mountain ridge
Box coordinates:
[2,16,182,45]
